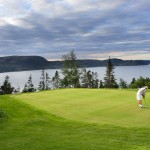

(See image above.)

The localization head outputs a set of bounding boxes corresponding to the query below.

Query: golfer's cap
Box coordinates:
[144,86,148,89]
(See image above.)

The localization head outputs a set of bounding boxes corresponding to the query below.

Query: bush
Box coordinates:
[130,77,150,88]
[0,109,8,122]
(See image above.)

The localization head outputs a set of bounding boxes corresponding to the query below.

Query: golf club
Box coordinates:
[143,97,148,107]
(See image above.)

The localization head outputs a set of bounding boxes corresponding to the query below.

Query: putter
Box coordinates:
[143,97,147,107]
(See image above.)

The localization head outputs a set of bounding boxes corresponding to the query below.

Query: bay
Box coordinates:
[0,64,150,91]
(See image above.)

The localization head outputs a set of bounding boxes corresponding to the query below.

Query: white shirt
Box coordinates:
[137,87,147,97]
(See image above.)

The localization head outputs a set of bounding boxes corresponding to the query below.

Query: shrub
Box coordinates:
[0,109,8,122]
[130,77,150,88]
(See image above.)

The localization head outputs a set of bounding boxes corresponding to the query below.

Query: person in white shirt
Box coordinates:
[137,86,148,108]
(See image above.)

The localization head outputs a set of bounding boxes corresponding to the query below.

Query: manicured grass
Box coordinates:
[15,89,150,127]
[0,89,150,150]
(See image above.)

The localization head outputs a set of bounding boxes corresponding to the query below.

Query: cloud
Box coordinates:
[0,0,30,18]
[0,0,150,60]
[86,50,150,60]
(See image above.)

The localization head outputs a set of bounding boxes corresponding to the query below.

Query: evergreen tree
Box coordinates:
[131,78,136,84]
[52,71,61,89]
[0,75,14,94]
[22,84,28,93]
[92,72,99,88]
[81,69,99,88]
[104,57,118,88]
[38,69,51,90]
[22,75,35,92]
[81,68,89,88]
[38,69,46,90]
[45,72,51,90]
[86,70,93,88]
[13,86,20,94]
[99,80,104,88]
[61,50,81,88]
[119,78,128,88]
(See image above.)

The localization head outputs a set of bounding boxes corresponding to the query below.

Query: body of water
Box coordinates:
[0,64,150,91]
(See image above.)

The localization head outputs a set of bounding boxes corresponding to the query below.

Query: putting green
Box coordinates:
[14,89,150,127]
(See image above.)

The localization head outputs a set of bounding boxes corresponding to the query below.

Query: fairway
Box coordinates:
[14,89,150,127]
[1,89,150,150]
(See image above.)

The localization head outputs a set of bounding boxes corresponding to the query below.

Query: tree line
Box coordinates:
[0,50,150,94]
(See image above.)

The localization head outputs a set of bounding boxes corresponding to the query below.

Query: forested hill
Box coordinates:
[0,56,150,73]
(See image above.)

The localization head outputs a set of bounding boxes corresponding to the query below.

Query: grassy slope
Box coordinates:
[0,89,150,150]
[15,89,150,127]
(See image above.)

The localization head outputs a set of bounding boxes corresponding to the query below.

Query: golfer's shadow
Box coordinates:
[143,106,150,109]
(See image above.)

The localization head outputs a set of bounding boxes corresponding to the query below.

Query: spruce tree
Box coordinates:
[38,69,45,90]
[119,78,128,89]
[52,71,61,89]
[86,70,93,88]
[104,57,118,88]
[92,72,99,88]
[38,69,51,90]
[22,83,28,93]
[45,72,51,90]
[0,75,14,94]
[99,80,104,88]
[22,75,35,92]
[81,68,89,88]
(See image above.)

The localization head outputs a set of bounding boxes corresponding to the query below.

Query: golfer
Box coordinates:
[137,86,148,108]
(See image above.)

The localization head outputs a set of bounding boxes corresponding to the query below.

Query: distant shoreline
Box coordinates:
[0,56,150,73]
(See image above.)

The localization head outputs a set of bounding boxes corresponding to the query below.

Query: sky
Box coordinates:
[0,0,150,61]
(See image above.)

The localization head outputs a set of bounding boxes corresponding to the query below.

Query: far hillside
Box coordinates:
[0,55,150,73]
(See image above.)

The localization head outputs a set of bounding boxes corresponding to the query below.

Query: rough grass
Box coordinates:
[0,89,150,150]
[0,108,8,123]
